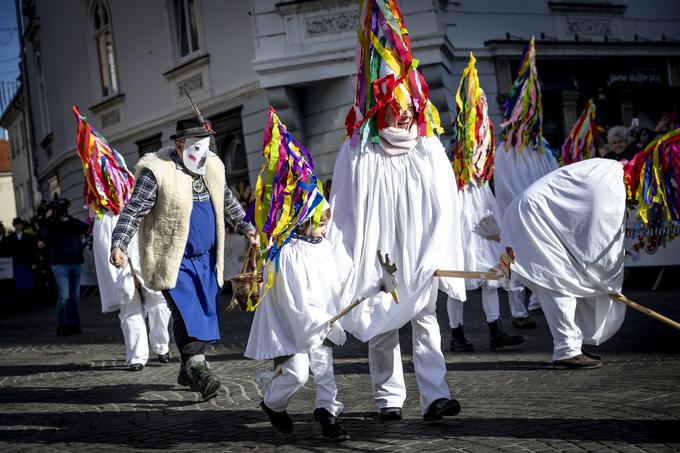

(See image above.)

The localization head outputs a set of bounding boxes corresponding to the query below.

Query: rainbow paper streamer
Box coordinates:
[344,0,443,143]
[452,52,495,190]
[249,107,325,311]
[73,105,134,219]
[500,37,544,154]
[624,128,680,240]
[562,99,597,165]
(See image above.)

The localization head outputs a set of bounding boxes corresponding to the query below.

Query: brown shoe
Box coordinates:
[553,354,602,370]
[511,316,537,329]
[581,350,602,361]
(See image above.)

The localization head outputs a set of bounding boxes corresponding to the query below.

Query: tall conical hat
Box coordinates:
[344,0,443,143]
[452,53,495,190]
[500,37,544,153]
[561,99,597,165]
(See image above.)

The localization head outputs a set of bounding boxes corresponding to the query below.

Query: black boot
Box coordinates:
[450,326,475,352]
[488,319,524,350]
[260,400,294,434]
[314,408,349,442]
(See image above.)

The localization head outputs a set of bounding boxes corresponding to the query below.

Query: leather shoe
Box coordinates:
[423,398,461,422]
[378,407,402,421]
[553,354,601,370]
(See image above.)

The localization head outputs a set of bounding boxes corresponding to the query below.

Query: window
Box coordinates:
[34,47,50,133]
[135,133,162,158]
[211,109,250,212]
[92,0,119,97]
[173,0,200,58]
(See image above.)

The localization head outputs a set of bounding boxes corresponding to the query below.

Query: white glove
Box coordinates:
[325,323,346,346]
[473,211,501,242]
[255,367,281,395]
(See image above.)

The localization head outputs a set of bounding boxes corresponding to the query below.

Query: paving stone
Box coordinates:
[0,288,679,451]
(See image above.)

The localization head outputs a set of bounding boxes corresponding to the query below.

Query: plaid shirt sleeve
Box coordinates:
[224,182,255,236]
[111,168,158,253]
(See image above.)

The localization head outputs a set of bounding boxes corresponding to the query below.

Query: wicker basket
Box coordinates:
[228,244,263,311]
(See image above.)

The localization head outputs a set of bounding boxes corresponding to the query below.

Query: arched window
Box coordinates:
[92,0,119,97]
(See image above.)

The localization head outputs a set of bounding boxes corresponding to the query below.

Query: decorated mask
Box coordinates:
[181,136,215,176]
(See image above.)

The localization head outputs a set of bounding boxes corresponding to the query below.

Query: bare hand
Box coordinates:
[110,247,126,269]
[37,241,45,249]
[246,230,259,247]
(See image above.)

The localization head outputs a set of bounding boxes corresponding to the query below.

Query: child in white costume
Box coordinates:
[446,53,525,352]
[494,38,559,319]
[245,209,349,442]
[93,211,171,370]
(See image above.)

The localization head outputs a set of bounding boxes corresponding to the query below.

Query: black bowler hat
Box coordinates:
[170,117,214,140]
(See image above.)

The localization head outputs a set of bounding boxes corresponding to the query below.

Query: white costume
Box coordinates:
[93,211,171,365]
[494,140,559,317]
[329,133,466,414]
[245,238,344,416]
[501,158,627,360]
[446,182,502,327]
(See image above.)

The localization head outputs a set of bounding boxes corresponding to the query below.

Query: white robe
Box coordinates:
[244,238,344,361]
[458,182,501,290]
[494,141,559,221]
[328,135,467,342]
[92,212,171,363]
[502,158,627,345]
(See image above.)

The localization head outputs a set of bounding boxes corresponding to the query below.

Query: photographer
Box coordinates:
[37,199,89,336]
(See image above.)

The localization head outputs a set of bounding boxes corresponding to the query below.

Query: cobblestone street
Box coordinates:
[1,286,679,452]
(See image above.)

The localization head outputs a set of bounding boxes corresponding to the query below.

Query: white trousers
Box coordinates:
[527,293,540,311]
[530,285,582,361]
[368,303,450,415]
[508,289,531,319]
[118,290,171,365]
[264,346,343,416]
[446,287,501,327]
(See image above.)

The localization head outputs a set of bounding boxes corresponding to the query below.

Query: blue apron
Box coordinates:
[169,199,220,341]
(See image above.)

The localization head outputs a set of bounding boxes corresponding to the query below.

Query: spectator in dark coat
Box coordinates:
[5,218,36,302]
[37,199,89,336]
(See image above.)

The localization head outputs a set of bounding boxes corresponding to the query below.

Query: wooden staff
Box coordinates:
[609,293,680,331]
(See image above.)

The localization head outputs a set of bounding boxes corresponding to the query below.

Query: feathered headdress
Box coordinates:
[344,0,443,144]
[562,99,597,165]
[452,53,495,190]
[624,128,680,231]
[73,105,134,219]
[249,107,326,308]
[500,37,544,154]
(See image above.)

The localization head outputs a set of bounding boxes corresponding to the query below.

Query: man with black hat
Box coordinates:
[110,116,257,401]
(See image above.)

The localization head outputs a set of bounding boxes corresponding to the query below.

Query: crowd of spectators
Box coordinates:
[599,113,677,162]
[0,198,89,335]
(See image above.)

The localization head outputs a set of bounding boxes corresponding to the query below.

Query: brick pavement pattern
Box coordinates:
[1,288,679,452]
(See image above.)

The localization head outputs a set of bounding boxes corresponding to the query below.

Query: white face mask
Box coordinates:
[181,136,215,176]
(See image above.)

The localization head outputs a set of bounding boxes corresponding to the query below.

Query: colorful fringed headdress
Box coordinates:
[344,0,443,143]
[500,37,544,154]
[624,128,680,230]
[249,107,326,308]
[452,53,495,190]
[562,99,597,165]
[73,105,134,219]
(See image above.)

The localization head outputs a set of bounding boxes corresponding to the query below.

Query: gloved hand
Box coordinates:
[473,211,501,242]
[377,251,399,302]
[325,323,346,347]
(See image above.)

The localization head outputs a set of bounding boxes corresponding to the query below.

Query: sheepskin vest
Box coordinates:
[135,147,225,290]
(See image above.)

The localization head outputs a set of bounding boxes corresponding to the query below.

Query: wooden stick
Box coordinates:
[610,293,680,332]
[434,270,500,280]
[330,297,366,325]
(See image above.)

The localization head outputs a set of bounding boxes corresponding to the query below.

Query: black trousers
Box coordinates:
[162,290,206,362]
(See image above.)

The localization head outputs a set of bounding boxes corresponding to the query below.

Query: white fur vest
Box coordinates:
[135,147,225,290]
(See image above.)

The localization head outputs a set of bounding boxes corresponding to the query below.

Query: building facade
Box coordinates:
[0,139,17,227]
[3,0,680,234]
